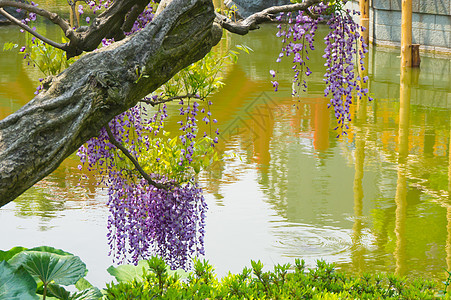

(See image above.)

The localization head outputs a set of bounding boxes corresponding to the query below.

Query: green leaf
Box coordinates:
[107,260,149,282]
[167,267,189,279]
[69,287,103,300]
[9,251,87,286]
[169,137,178,147]
[47,283,70,300]
[0,246,27,262]
[75,278,93,291]
[2,42,18,51]
[235,44,253,54]
[27,246,74,256]
[0,261,38,300]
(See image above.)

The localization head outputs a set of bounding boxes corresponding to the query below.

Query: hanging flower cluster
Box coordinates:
[323,8,371,134]
[272,1,370,134]
[272,9,322,94]
[106,178,207,269]
[72,1,226,268]
[77,104,208,268]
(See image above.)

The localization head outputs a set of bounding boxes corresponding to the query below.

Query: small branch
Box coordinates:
[216,0,322,35]
[0,0,77,50]
[140,94,202,106]
[121,1,150,33]
[0,0,72,32]
[0,8,69,50]
[0,0,151,58]
[105,125,168,190]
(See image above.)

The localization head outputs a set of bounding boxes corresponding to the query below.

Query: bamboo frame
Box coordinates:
[359,0,369,46]
[400,0,412,68]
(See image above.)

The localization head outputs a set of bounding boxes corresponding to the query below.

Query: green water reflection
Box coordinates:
[0,6,451,286]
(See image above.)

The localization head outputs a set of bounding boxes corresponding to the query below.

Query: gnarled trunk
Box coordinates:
[0,0,222,207]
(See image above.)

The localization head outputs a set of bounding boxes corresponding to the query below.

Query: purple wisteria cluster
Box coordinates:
[87,0,112,13]
[77,105,208,269]
[178,99,218,165]
[272,2,370,134]
[106,179,207,269]
[126,3,155,35]
[323,9,371,134]
[272,9,323,94]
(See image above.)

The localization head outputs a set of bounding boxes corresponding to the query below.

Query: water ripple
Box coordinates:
[271,223,352,257]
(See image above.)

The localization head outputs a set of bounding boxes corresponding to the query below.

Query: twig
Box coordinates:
[0,0,151,58]
[0,0,72,31]
[105,124,168,189]
[0,7,70,50]
[121,1,148,33]
[0,0,75,50]
[140,94,202,106]
[215,0,321,35]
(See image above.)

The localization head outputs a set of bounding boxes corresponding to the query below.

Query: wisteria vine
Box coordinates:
[77,101,211,268]
[74,2,216,268]
[271,1,371,134]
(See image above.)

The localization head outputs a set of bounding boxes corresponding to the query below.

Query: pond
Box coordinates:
[1,3,451,288]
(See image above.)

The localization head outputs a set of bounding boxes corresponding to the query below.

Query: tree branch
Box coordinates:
[0,9,70,51]
[216,0,322,35]
[140,94,202,106]
[105,125,168,189]
[0,0,74,50]
[0,0,72,32]
[0,0,152,58]
[0,0,222,206]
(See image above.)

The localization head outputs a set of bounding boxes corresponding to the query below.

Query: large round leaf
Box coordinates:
[107,260,150,282]
[0,246,27,262]
[70,287,103,300]
[107,259,188,283]
[0,261,38,300]
[47,283,103,300]
[8,251,87,286]
[27,246,73,256]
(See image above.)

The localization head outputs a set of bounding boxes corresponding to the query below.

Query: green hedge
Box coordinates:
[1,245,449,299]
[104,257,447,299]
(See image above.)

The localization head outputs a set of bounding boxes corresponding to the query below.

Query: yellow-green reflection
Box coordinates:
[394,66,411,276]
[351,46,370,274]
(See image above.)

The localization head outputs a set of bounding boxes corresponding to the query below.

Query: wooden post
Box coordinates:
[447,207,451,293]
[76,5,80,28]
[69,5,74,28]
[411,44,421,67]
[401,0,412,68]
[359,0,370,46]
[447,116,451,291]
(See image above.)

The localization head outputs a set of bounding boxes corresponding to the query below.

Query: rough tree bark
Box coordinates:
[0,0,222,207]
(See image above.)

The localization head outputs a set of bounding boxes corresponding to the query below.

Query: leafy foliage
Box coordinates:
[0,246,101,300]
[1,245,449,299]
[104,257,445,299]
[0,261,38,300]
[3,38,75,77]
[158,45,249,99]
[8,251,87,286]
